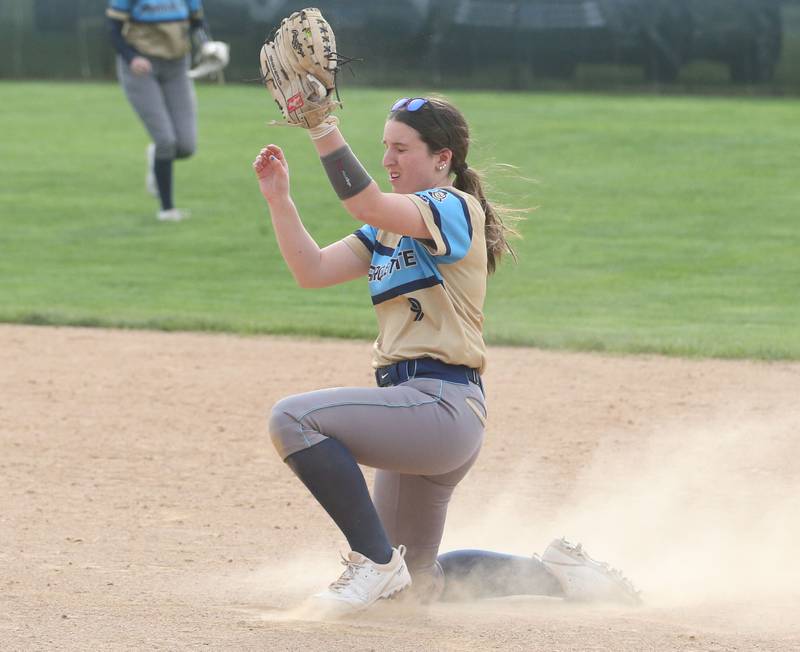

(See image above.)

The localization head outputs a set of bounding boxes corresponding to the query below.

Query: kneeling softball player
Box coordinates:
[253,9,639,615]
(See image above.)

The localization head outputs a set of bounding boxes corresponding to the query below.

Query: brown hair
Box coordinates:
[389,96,521,274]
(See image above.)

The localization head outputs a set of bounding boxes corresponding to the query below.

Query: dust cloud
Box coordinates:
[444,412,800,609]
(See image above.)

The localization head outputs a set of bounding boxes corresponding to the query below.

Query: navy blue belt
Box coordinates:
[375,357,482,389]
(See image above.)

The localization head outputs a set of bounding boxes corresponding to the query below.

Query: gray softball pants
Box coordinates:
[116,55,197,160]
[269,378,486,577]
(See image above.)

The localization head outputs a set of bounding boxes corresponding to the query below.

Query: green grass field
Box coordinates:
[1,81,798,358]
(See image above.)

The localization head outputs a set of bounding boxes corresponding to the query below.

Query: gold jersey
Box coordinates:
[344,187,488,373]
[107,0,203,60]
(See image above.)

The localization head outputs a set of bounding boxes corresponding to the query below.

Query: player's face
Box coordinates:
[382,120,443,194]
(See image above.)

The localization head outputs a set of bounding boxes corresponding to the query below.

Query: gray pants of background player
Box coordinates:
[269,377,486,578]
[116,55,197,160]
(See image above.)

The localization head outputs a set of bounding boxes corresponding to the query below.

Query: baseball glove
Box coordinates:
[189,41,230,80]
[260,7,338,129]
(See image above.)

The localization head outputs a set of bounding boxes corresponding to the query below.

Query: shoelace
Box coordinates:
[328,555,363,592]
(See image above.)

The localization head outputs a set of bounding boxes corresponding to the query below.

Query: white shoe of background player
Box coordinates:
[311,545,412,615]
[542,537,641,605]
[157,208,190,222]
[146,143,158,197]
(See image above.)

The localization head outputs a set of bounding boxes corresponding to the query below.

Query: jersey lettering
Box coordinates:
[343,186,487,372]
[368,247,417,282]
[138,1,185,15]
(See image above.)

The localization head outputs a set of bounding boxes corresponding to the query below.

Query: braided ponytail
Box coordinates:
[453,164,519,274]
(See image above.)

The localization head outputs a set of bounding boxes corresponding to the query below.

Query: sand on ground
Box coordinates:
[2,324,799,651]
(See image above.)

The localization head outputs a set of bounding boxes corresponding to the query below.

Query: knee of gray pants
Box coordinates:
[154,139,177,160]
[268,396,326,461]
[175,140,195,159]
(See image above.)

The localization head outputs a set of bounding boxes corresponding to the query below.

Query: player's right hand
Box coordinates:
[253,145,290,203]
[130,56,152,76]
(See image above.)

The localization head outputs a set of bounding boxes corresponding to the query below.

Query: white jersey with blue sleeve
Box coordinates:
[344,186,488,373]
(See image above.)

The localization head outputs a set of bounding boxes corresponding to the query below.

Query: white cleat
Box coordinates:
[542,538,641,605]
[157,208,190,222]
[146,143,158,197]
[311,545,412,615]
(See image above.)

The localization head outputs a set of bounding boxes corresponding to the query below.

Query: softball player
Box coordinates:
[107,0,210,221]
[254,97,639,613]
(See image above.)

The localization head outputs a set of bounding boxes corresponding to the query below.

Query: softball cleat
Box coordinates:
[541,537,641,605]
[311,545,412,615]
[157,208,190,222]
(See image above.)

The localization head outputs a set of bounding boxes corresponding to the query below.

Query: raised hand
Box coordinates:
[253,144,290,203]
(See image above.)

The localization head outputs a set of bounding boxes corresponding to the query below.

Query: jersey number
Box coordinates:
[408,298,424,322]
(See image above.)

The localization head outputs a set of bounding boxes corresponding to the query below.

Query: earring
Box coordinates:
[437,164,445,171]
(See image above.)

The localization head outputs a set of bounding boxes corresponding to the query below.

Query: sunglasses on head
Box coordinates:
[390,97,451,147]
[390,97,430,112]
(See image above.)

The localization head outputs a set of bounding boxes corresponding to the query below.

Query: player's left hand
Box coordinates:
[130,56,152,76]
[253,145,290,203]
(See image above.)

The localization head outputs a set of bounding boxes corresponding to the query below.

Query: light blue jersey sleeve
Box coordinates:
[353,224,378,255]
[411,188,474,264]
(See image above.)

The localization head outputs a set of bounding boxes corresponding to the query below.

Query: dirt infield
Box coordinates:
[2,324,799,651]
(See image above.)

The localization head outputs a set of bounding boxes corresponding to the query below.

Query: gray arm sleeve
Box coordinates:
[320,145,373,200]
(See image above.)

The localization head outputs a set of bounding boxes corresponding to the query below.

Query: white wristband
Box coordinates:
[309,116,340,141]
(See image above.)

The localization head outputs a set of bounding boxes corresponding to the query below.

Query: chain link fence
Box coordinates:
[1,0,798,92]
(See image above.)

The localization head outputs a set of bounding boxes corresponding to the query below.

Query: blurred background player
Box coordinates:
[254,93,640,614]
[107,0,212,221]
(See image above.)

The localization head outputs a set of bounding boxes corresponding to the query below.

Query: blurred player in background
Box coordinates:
[107,0,212,221]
